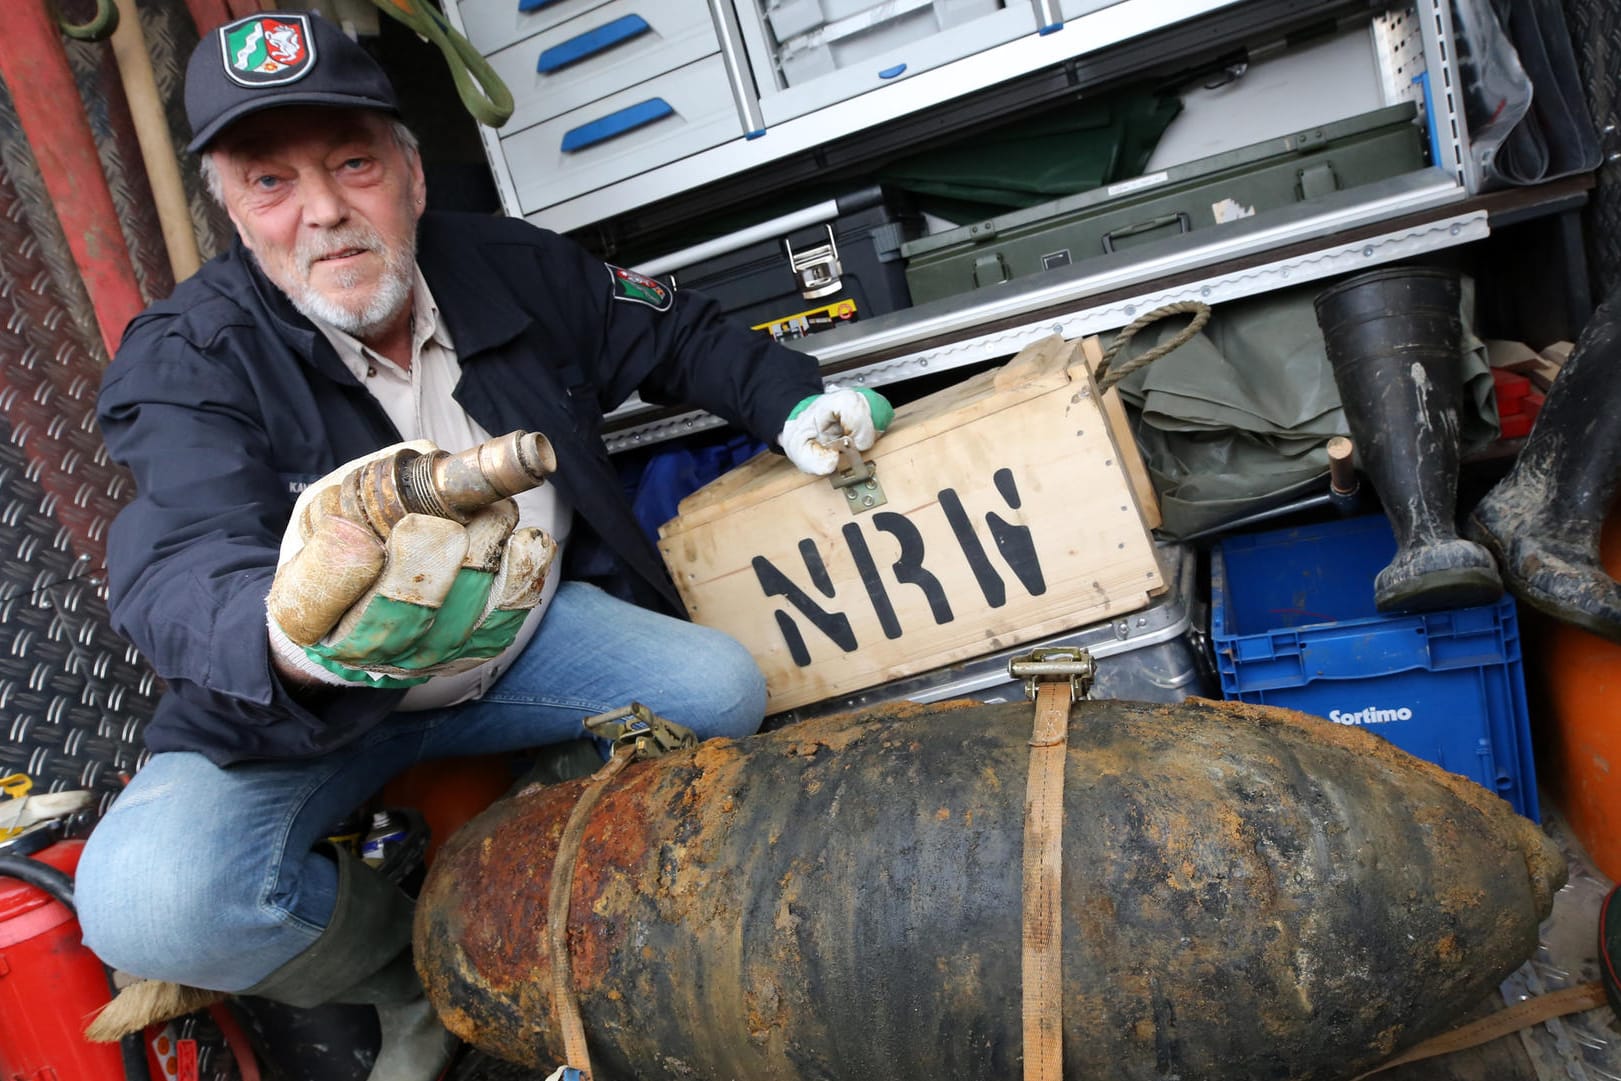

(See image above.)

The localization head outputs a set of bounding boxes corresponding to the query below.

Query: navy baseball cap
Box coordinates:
[185,11,399,153]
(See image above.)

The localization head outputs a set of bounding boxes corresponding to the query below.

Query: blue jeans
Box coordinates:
[75,582,765,990]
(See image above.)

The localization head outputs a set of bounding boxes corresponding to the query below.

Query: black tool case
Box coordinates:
[636,187,924,342]
[901,101,1428,304]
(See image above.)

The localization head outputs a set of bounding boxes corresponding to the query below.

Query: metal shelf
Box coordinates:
[543,0,1247,233]
[457,0,1499,455]
[449,0,1381,237]
[603,169,1481,452]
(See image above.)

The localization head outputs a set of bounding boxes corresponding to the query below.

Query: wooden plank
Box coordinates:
[660,334,1164,713]
[666,335,1076,531]
[1080,336,1162,532]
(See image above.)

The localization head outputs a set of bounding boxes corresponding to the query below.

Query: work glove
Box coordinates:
[777,387,894,476]
[266,441,558,689]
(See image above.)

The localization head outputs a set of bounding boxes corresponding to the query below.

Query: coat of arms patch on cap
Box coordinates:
[220,13,316,87]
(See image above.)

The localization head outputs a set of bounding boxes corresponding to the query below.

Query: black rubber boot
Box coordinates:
[510,737,605,793]
[1315,266,1503,612]
[244,845,458,1081]
[1465,286,1621,641]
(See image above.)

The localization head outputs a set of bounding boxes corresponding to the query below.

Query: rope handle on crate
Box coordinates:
[1093,301,1212,392]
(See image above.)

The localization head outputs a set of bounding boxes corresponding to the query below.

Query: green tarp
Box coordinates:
[1108,279,1499,538]
[879,91,1183,224]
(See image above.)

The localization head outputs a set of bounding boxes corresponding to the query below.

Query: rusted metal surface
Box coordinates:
[417,697,1563,1081]
[64,5,176,302]
[339,432,557,535]
[0,0,145,356]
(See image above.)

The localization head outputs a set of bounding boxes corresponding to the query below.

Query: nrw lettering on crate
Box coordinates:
[658,335,1166,713]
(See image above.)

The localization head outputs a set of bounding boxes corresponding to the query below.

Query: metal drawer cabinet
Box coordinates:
[484,0,721,133]
[1057,0,1130,20]
[500,55,743,215]
[455,0,617,56]
[733,1,1039,125]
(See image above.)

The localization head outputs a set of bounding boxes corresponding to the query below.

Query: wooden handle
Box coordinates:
[112,0,201,282]
[1327,436,1357,495]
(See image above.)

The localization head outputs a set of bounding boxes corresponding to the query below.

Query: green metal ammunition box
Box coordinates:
[901,102,1427,304]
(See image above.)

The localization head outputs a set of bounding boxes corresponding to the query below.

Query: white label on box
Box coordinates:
[1212,197,1256,223]
[1107,171,1169,197]
[1329,705,1415,726]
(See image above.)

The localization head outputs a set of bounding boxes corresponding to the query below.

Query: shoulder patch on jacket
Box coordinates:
[605,264,672,312]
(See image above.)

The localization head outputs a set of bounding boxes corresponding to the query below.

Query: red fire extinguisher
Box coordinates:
[0,839,150,1080]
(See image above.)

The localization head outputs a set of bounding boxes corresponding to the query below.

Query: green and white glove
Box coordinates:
[777,387,894,476]
[266,441,558,689]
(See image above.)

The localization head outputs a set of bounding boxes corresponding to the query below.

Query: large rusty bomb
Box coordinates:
[415,697,1562,1081]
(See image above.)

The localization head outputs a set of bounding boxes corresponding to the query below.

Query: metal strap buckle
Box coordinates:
[785,225,843,299]
[583,703,698,760]
[1007,647,1096,703]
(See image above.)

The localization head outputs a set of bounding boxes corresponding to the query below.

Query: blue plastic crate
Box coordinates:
[1211,515,1538,819]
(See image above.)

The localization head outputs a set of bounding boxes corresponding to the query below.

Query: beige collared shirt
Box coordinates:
[311,269,572,709]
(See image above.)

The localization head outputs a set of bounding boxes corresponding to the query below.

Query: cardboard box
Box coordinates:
[657,335,1165,713]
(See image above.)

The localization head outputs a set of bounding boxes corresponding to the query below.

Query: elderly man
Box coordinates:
[74,11,887,1078]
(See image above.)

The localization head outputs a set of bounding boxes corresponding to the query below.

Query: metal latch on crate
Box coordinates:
[1008,647,1096,702]
[827,437,886,515]
[786,225,843,299]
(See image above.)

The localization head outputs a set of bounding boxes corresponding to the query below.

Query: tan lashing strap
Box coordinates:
[1007,645,1602,1081]
[545,704,698,1081]
[1012,647,1095,1081]
[1022,678,1072,1081]
[547,745,633,1081]
[1351,981,1609,1079]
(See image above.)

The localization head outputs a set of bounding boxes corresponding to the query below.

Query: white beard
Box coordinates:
[279,223,417,340]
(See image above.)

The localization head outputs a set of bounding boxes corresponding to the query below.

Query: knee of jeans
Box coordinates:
[677,630,767,742]
[75,823,263,977]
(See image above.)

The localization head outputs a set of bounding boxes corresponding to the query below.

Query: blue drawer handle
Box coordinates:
[561,98,674,153]
[878,63,907,79]
[517,0,562,12]
[538,15,651,73]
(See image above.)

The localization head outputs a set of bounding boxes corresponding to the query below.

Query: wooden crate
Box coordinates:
[657,335,1165,713]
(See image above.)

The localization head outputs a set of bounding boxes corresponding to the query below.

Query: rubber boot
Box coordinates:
[1314,266,1503,612]
[1465,286,1621,641]
[510,737,605,793]
[333,952,461,1081]
[244,845,459,1081]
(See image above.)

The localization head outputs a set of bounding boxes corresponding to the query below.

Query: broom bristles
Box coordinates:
[84,980,227,1042]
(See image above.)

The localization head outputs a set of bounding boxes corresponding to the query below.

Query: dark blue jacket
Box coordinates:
[98,211,822,764]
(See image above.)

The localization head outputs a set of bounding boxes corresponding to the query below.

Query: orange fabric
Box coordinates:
[1540,511,1621,881]
[377,755,514,864]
